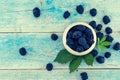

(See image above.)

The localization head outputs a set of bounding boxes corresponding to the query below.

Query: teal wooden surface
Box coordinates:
[0,0,120,80]
[0,0,120,32]
[0,33,119,69]
[0,70,120,80]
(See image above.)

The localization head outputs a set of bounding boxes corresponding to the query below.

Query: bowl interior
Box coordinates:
[63,22,97,56]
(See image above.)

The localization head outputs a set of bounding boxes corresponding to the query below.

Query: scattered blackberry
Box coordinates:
[96,32,104,39]
[105,27,112,34]
[96,24,102,31]
[106,35,113,42]
[103,15,111,24]
[89,21,96,29]
[113,42,120,50]
[90,49,98,57]
[104,52,111,58]
[90,8,97,17]
[96,56,105,64]
[46,63,53,71]
[63,11,70,19]
[33,7,41,17]
[51,34,58,41]
[19,47,27,56]
[80,72,88,80]
[76,5,84,14]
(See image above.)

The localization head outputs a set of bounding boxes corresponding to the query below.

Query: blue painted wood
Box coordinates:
[0,0,120,80]
[0,70,120,80]
[0,33,119,69]
[0,0,120,32]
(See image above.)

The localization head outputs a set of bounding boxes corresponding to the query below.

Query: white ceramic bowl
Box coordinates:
[63,22,97,56]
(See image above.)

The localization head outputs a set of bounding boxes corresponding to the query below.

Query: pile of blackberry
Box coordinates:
[66,25,94,52]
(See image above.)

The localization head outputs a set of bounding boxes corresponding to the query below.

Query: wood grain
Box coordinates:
[0,0,120,80]
[0,70,120,80]
[0,33,119,69]
[0,0,120,32]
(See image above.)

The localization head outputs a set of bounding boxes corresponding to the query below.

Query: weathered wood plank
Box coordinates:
[0,69,120,80]
[0,32,119,69]
[0,0,120,32]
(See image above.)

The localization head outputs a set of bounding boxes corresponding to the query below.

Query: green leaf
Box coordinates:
[54,49,75,64]
[101,41,112,46]
[99,45,107,50]
[69,57,82,73]
[84,54,94,66]
[100,36,106,43]
[97,38,100,44]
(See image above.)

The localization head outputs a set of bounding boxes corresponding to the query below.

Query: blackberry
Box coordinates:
[96,56,105,64]
[104,52,111,58]
[19,47,27,56]
[63,11,70,19]
[96,32,104,39]
[51,34,58,41]
[105,27,112,34]
[103,15,111,24]
[46,63,53,71]
[90,8,97,17]
[106,35,113,42]
[113,42,120,50]
[96,24,102,31]
[90,50,98,57]
[89,21,96,29]
[33,7,41,17]
[80,72,88,80]
[76,5,84,14]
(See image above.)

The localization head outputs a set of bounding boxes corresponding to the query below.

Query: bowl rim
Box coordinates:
[62,22,97,56]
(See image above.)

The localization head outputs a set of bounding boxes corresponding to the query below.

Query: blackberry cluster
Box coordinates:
[66,25,94,52]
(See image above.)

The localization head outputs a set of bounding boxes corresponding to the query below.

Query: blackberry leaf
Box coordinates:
[69,57,82,73]
[54,49,75,64]
[99,45,107,50]
[101,41,112,46]
[98,38,100,44]
[100,36,106,43]
[84,54,94,66]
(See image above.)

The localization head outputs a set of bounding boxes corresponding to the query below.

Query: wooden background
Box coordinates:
[0,0,120,80]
